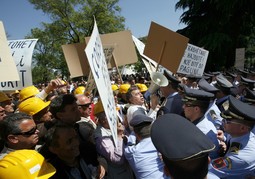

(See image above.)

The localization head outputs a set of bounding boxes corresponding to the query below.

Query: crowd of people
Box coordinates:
[0,68,255,178]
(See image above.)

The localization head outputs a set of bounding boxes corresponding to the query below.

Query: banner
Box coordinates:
[85,20,118,146]
[177,44,209,76]
[0,21,19,83]
[0,39,38,90]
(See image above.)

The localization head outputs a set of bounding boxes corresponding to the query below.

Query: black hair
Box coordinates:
[49,94,77,119]
[44,123,75,148]
[126,85,139,103]
[163,153,209,179]
[0,113,32,142]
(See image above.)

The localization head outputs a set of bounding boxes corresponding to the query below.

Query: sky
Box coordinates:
[0,0,186,40]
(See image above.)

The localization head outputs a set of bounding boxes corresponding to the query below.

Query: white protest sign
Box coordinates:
[85,20,118,146]
[177,44,209,76]
[0,21,19,83]
[132,35,157,74]
[0,39,38,90]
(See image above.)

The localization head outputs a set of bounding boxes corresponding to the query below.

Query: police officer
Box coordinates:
[151,113,215,179]
[182,86,221,159]
[198,78,223,129]
[158,70,183,116]
[214,74,233,112]
[209,96,255,178]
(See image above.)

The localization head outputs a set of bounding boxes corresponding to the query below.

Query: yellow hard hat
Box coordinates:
[111,84,119,91]
[19,86,40,102]
[94,100,104,115]
[0,92,11,103]
[0,149,56,179]
[136,83,148,92]
[119,84,131,94]
[19,97,50,116]
[74,86,85,95]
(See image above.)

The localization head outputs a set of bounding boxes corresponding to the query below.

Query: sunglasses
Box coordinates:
[184,103,197,107]
[13,126,37,136]
[222,119,242,125]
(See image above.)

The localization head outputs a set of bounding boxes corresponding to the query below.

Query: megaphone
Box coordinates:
[148,72,169,93]
[144,72,168,100]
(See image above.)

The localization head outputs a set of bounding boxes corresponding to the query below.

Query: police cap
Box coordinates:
[151,113,215,161]
[163,70,180,85]
[221,95,255,122]
[183,86,214,105]
[130,114,153,127]
[214,74,233,91]
[198,78,219,93]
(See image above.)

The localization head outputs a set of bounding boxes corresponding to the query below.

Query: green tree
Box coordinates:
[175,0,255,71]
[27,0,125,83]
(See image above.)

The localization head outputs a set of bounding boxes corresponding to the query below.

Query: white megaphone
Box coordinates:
[144,72,169,100]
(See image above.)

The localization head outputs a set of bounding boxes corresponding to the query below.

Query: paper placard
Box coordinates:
[0,38,38,90]
[0,21,20,83]
[85,20,118,146]
[177,43,209,76]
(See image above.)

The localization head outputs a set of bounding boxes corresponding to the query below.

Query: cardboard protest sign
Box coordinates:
[0,38,38,90]
[177,44,209,76]
[85,20,118,146]
[132,35,157,74]
[235,48,245,70]
[62,43,90,78]
[144,21,189,73]
[85,30,138,68]
[0,21,19,83]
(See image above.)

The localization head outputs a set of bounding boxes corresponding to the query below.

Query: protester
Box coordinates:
[125,85,158,131]
[0,106,6,121]
[44,93,107,178]
[0,113,40,159]
[44,124,95,178]
[94,100,134,179]
[124,114,169,179]
[0,92,15,115]
[76,94,97,129]
[18,97,54,144]
[151,113,215,179]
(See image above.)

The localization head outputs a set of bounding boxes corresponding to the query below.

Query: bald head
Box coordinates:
[76,94,91,105]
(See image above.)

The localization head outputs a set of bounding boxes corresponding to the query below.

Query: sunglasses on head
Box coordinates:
[13,126,37,136]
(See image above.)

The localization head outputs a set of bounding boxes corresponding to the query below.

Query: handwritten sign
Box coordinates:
[0,21,19,83]
[177,44,209,76]
[0,39,38,90]
[85,20,118,146]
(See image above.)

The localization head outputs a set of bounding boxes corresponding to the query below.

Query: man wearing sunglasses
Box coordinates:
[0,112,39,159]
[76,94,97,129]
[182,86,221,159]
[209,96,255,178]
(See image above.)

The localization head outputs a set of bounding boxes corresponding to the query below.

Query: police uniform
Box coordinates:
[214,74,233,112]
[151,113,215,179]
[198,78,223,129]
[159,70,183,116]
[209,96,255,178]
[183,87,221,159]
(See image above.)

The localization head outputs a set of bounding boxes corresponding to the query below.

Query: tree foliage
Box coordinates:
[27,0,125,83]
[175,0,255,71]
